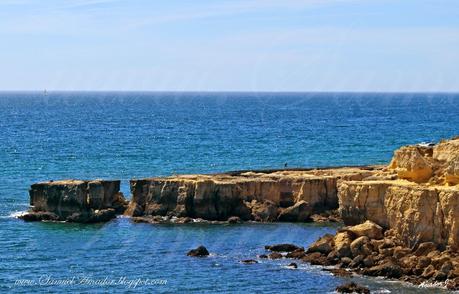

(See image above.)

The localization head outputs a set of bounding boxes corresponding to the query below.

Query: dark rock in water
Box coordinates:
[362,260,402,278]
[336,282,370,294]
[265,244,302,252]
[227,216,241,224]
[187,246,209,257]
[21,180,127,223]
[268,252,283,259]
[19,211,59,222]
[287,262,298,269]
[241,259,258,264]
[277,200,312,222]
[258,254,268,259]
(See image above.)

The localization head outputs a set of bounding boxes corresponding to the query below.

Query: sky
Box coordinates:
[0,0,458,92]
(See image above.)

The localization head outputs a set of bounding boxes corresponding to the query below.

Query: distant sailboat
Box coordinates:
[43,89,47,95]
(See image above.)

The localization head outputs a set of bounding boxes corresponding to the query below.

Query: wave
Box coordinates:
[7,210,28,218]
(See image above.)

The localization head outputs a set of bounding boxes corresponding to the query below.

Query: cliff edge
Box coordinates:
[124,167,380,222]
[339,137,459,250]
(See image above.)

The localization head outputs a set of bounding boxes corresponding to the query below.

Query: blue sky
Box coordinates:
[0,0,458,91]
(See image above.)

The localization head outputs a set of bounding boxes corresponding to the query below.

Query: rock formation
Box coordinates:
[325,137,459,289]
[125,167,378,222]
[17,136,459,289]
[339,137,459,250]
[20,180,128,223]
[273,221,459,290]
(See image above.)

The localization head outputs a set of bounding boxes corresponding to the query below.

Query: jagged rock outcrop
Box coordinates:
[125,167,378,221]
[20,180,128,223]
[388,137,459,185]
[338,137,459,250]
[389,145,433,183]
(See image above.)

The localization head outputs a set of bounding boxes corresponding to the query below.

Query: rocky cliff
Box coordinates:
[20,180,128,222]
[338,137,459,250]
[338,180,459,250]
[125,167,379,222]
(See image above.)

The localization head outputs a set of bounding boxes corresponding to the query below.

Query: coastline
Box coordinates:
[16,137,459,291]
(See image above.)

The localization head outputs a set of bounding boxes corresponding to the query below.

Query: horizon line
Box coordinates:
[0,90,459,94]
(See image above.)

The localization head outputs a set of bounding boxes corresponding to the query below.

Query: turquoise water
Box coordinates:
[1,92,458,293]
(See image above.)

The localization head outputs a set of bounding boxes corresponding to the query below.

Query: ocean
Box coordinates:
[1,92,458,293]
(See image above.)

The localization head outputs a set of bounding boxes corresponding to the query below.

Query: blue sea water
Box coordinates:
[0,92,458,293]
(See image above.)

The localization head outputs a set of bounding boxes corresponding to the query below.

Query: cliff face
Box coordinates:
[125,168,377,221]
[339,137,459,250]
[22,180,127,222]
[338,180,459,250]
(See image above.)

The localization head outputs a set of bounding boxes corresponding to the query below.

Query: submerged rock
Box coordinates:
[187,246,209,257]
[240,259,258,264]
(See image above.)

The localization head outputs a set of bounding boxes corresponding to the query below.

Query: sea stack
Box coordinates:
[20,179,128,223]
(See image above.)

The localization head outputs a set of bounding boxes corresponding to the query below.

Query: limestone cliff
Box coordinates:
[339,136,459,250]
[338,180,459,250]
[125,167,378,221]
[21,180,128,222]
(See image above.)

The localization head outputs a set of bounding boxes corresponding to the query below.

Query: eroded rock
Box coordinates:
[126,167,378,222]
[20,180,127,223]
